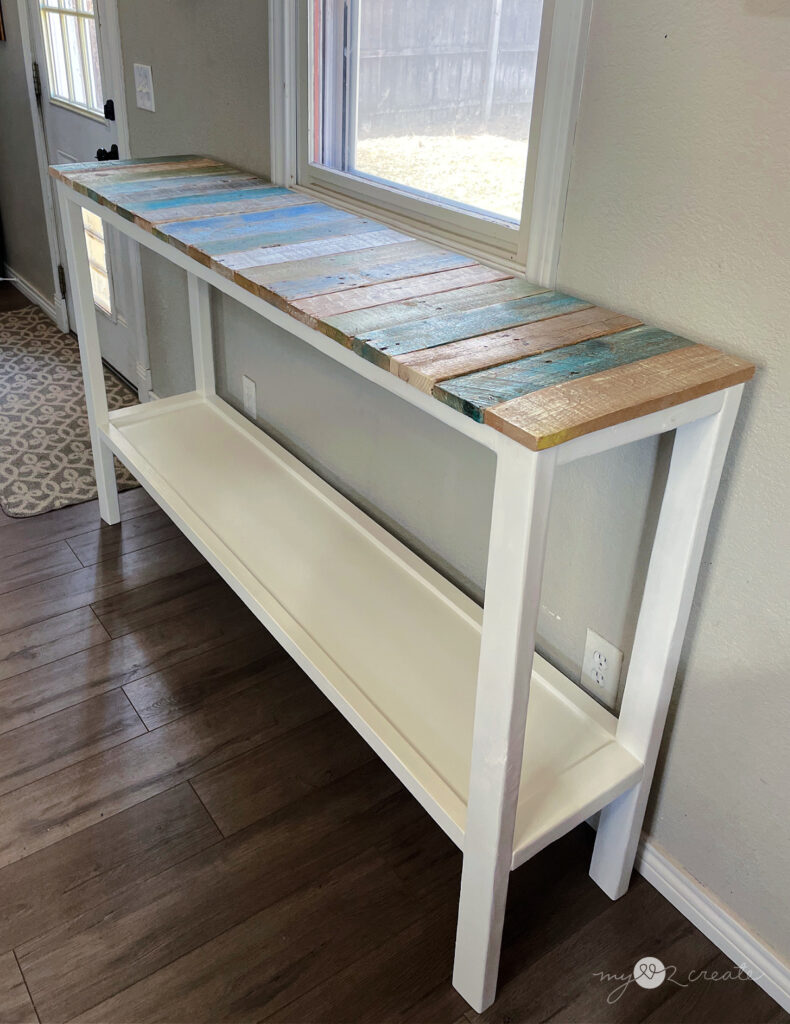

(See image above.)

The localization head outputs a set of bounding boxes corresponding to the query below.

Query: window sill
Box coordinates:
[292,179,527,278]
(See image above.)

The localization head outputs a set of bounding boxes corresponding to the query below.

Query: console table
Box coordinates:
[52,156,754,1012]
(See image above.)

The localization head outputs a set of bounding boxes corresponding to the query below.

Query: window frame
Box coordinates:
[270,0,591,284]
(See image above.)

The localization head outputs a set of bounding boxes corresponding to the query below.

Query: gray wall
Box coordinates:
[117,0,272,397]
[117,0,789,965]
[0,0,54,296]
[557,0,790,960]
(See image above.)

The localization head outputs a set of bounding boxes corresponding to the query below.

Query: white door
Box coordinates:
[29,0,141,387]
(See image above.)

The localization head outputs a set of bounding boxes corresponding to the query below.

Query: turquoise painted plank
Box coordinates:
[101,172,256,199]
[54,154,204,175]
[325,278,543,344]
[73,161,228,185]
[109,179,267,211]
[186,213,382,257]
[271,249,476,301]
[138,193,310,226]
[218,228,407,272]
[357,291,590,364]
[435,326,693,420]
[131,186,291,212]
[164,202,358,247]
[244,239,432,286]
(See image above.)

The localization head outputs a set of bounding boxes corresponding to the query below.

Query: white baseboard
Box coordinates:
[3,264,67,329]
[636,836,790,1013]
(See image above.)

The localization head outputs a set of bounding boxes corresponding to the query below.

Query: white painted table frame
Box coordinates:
[58,180,743,1013]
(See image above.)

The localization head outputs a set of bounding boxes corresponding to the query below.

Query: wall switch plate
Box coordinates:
[581,628,623,708]
[242,375,257,418]
[133,64,155,112]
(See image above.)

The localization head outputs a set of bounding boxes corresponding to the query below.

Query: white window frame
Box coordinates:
[269,0,591,286]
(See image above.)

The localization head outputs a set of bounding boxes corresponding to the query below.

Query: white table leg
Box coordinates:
[590,384,744,899]
[57,188,120,525]
[453,440,556,1012]
[187,273,215,395]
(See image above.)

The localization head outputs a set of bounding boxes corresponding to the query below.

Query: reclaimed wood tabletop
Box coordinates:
[51,156,754,450]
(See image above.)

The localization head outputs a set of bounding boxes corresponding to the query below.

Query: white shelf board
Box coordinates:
[104,393,643,866]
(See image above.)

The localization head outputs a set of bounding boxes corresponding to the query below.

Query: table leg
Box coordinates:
[58,188,120,525]
[187,273,215,396]
[590,385,744,899]
[453,440,556,1012]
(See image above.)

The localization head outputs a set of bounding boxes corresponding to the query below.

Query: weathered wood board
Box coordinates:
[393,307,642,392]
[51,156,755,450]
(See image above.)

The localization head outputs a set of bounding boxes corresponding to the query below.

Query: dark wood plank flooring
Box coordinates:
[0,281,32,314]
[0,282,785,1022]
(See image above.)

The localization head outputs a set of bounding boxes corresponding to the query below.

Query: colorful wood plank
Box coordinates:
[137,190,313,224]
[435,326,693,420]
[132,184,293,212]
[323,279,548,352]
[292,264,509,318]
[186,213,385,258]
[484,345,756,450]
[50,156,755,450]
[164,202,359,247]
[109,175,264,203]
[218,228,409,273]
[394,307,642,392]
[269,243,473,299]
[353,290,590,368]
[69,157,225,185]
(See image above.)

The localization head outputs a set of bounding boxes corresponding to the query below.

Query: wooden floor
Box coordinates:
[0,280,33,313]
[0,285,785,1023]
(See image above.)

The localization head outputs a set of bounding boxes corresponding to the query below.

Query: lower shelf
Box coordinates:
[104,392,643,867]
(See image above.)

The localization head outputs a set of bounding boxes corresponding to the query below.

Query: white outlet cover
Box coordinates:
[133,63,155,112]
[580,628,623,708]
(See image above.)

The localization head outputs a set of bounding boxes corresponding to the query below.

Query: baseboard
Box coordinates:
[636,836,790,1013]
[136,363,154,403]
[3,264,64,326]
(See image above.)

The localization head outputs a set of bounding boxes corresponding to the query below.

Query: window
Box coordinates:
[315,0,543,224]
[295,0,561,267]
[82,209,112,314]
[40,0,103,115]
[279,0,590,276]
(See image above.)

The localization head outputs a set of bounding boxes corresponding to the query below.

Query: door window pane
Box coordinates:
[40,1,103,113]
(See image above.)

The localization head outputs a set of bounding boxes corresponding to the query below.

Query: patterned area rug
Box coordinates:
[0,305,139,517]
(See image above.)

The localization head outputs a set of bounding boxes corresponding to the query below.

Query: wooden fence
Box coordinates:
[356,0,543,137]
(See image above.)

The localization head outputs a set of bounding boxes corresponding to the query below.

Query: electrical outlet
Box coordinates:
[580,628,623,708]
[133,64,155,111]
[242,375,257,418]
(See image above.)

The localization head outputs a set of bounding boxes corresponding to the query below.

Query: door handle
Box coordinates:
[96,144,119,161]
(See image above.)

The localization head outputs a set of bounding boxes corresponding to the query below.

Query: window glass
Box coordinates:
[40,0,103,114]
[82,209,112,314]
[314,0,545,223]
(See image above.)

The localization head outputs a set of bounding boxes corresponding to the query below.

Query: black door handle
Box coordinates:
[96,144,119,161]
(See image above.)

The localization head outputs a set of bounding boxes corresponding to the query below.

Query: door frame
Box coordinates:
[16,0,152,400]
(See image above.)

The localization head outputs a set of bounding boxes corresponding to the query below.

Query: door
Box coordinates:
[29,0,141,387]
